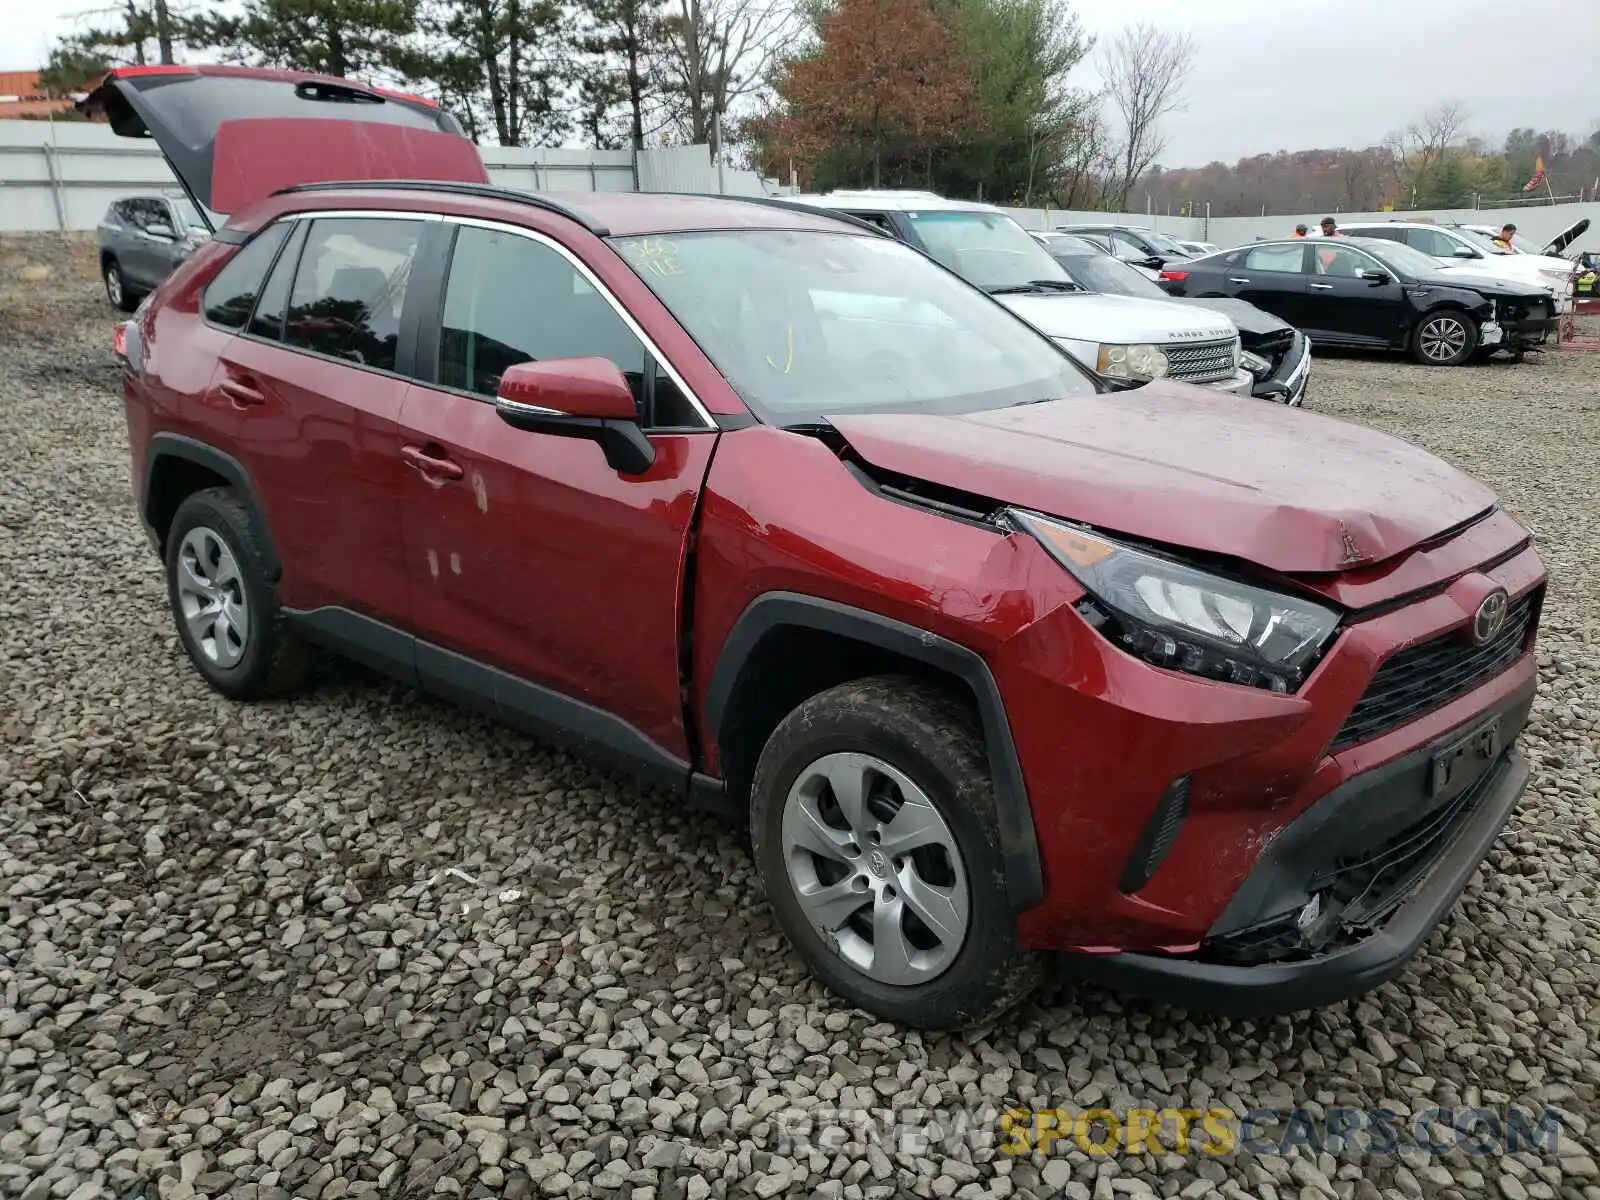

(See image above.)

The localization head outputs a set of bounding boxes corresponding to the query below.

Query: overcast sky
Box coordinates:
[8,0,1599,165]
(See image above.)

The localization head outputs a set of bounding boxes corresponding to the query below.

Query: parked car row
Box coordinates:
[1159,236,1560,366]
[88,66,1546,1031]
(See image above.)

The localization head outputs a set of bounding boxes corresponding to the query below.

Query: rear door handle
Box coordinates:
[1228,277,1250,284]
[401,443,465,481]
[218,376,265,407]
[1309,283,1334,290]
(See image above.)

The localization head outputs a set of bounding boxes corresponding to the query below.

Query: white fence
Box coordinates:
[998,202,1600,254]
[5,118,1595,252]
[0,120,771,231]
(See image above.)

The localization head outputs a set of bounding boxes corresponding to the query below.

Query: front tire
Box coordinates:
[749,676,1041,1030]
[164,488,311,699]
[103,259,137,312]
[1411,310,1478,366]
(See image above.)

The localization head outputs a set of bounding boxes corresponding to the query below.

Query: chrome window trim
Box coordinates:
[279,209,445,223]
[443,215,717,430]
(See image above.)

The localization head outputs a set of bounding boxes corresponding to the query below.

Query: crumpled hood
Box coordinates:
[996,292,1238,345]
[1168,296,1291,339]
[829,383,1496,575]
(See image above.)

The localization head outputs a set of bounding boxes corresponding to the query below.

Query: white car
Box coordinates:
[785,191,1251,394]
[1339,219,1582,313]
[1177,240,1221,256]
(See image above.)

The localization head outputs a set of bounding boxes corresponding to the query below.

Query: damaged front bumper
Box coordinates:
[1060,677,1533,1018]
[1249,330,1311,405]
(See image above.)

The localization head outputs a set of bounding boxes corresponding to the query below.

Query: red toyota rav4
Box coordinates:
[90,67,1545,1030]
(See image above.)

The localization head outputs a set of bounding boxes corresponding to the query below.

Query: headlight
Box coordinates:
[1240,349,1271,378]
[1008,510,1340,693]
[1538,267,1572,284]
[1096,343,1169,380]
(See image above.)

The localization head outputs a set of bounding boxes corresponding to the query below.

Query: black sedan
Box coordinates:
[1158,236,1558,366]
[1034,233,1311,404]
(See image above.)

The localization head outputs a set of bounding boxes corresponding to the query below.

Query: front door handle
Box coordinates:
[218,376,265,408]
[1309,282,1334,290]
[401,443,465,481]
[1228,277,1250,284]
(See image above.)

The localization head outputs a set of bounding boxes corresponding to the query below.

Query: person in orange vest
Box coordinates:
[1294,223,1309,237]
[1493,223,1519,252]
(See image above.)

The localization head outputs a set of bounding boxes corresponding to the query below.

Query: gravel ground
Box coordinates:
[2,232,1597,1200]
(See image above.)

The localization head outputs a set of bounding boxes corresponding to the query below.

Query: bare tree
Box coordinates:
[1098,22,1194,209]
[661,0,798,155]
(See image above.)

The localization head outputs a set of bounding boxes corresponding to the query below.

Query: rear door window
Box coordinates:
[1244,244,1307,273]
[283,217,425,372]
[201,222,293,329]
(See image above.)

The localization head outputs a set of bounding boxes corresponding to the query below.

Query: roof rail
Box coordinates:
[655,191,892,237]
[271,179,610,235]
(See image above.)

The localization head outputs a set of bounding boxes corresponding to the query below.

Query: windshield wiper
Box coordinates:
[986,279,1084,295]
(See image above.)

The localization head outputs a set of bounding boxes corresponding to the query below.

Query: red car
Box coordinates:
[90,67,1544,1030]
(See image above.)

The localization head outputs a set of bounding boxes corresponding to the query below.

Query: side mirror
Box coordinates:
[1452,246,1477,258]
[1140,256,1164,271]
[145,223,176,240]
[494,357,655,475]
[1359,269,1391,284]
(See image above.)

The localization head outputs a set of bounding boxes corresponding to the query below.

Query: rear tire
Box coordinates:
[1411,310,1478,366]
[164,488,312,700]
[749,676,1041,1030]
[103,259,138,312]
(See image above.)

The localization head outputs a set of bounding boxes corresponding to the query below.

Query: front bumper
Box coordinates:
[1250,331,1311,405]
[1059,681,1532,1017]
[1207,368,1256,397]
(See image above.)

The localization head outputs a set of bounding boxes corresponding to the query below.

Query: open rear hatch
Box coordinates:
[78,66,491,226]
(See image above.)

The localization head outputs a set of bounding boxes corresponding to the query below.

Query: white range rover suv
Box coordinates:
[1338,220,1579,313]
[785,190,1252,396]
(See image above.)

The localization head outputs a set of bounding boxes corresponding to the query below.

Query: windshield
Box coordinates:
[612,229,1095,424]
[1052,251,1170,299]
[1456,228,1514,256]
[1144,230,1191,254]
[1360,239,1447,278]
[903,210,1072,291]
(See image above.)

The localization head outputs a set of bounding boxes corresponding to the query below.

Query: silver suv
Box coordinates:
[96,191,212,311]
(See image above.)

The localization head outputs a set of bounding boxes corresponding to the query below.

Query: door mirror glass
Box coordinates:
[495,358,655,475]
[1139,256,1164,271]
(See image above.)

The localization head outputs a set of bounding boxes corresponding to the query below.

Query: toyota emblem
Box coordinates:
[1471,589,1509,645]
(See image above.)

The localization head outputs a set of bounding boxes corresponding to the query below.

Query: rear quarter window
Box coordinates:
[202,223,293,329]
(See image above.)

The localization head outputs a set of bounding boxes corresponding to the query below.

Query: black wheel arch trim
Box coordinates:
[705,591,1045,911]
[144,433,281,577]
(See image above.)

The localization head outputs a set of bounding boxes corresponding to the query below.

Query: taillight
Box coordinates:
[113,322,128,359]
[1159,269,1189,283]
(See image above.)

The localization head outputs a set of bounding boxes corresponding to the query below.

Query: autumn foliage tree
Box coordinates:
[757,0,973,189]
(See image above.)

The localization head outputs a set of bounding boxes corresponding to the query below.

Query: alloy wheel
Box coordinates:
[780,751,970,985]
[1418,316,1469,363]
[105,266,123,308]
[175,525,250,669]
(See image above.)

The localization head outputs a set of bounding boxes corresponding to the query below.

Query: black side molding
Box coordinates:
[705,592,1044,911]
[144,433,281,576]
[285,606,732,811]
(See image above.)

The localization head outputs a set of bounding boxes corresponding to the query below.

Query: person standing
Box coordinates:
[1294,223,1309,237]
[1319,216,1341,237]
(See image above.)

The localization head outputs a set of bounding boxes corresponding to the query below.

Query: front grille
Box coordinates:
[1332,591,1538,750]
[1161,337,1236,384]
[1205,762,1498,965]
